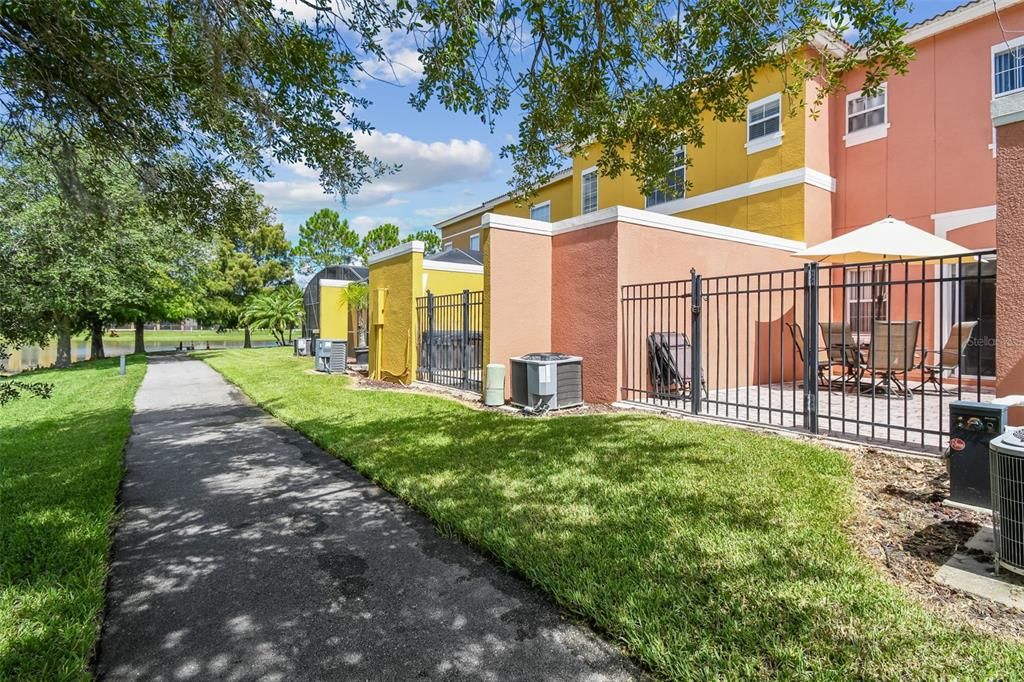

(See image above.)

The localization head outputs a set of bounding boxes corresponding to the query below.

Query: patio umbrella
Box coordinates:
[792,216,974,264]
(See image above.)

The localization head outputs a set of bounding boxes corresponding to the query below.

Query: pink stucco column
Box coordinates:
[992,93,1024,411]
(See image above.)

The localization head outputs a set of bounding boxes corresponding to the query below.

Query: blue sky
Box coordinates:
[262,0,968,244]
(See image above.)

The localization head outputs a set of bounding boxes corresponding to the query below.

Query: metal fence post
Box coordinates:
[461,289,471,390]
[690,269,702,415]
[803,263,820,434]
[426,291,434,384]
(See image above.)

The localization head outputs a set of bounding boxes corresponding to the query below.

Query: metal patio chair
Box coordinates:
[867,320,921,395]
[785,321,837,388]
[647,331,707,400]
[818,322,866,388]
[913,320,978,395]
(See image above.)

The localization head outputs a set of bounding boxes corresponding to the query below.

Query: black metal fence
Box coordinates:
[622,251,997,453]
[416,289,485,393]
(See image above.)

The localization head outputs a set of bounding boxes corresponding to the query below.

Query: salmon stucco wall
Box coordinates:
[368,249,423,384]
[484,225,552,397]
[994,115,1024,410]
[551,223,620,403]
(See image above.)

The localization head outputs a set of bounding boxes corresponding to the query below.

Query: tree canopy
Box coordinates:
[404,229,442,255]
[357,223,402,261]
[293,208,360,274]
[0,0,912,203]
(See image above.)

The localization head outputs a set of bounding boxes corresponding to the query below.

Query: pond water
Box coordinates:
[2,337,277,374]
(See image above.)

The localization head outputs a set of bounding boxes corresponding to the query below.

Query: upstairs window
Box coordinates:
[530,201,551,222]
[468,233,480,251]
[746,94,782,154]
[443,241,453,251]
[646,149,686,207]
[845,84,888,147]
[995,43,1024,96]
[581,168,599,214]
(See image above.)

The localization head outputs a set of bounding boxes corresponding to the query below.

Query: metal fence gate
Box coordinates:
[622,251,996,453]
[416,289,484,393]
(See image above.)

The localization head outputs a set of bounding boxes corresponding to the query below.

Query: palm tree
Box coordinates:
[239,287,303,346]
[344,282,369,348]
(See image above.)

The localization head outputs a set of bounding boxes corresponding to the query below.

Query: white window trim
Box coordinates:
[581,166,599,214]
[644,149,687,208]
[992,35,1024,99]
[468,233,481,251]
[529,200,552,221]
[844,83,889,148]
[745,93,784,155]
[442,241,453,251]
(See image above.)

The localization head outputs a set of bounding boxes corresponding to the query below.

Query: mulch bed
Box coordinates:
[848,449,1024,640]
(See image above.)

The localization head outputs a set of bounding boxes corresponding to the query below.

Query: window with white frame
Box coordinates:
[845,266,888,337]
[845,85,887,146]
[746,94,781,153]
[468,233,480,251]
[645,149,686,207]
[530,201,551,221]
[995,42,1024,96]
[581,168,598,214]
[443,241,453,251]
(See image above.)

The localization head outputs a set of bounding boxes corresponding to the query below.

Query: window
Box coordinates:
[845,266,888,337]
[581,167,598,214]
[746,94,782,154]
[468,233,480,251]
[995,43,1024,96]
[646,149,686,207]
[443,241,453,251]
[845,85,887,146]
[530,201,551,222]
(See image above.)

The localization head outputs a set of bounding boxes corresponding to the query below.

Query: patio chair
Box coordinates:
[785,321,836,388]
[867,320,921,395]
[914,320,978,394]
[817,322,865,387]
[647,331,707,400]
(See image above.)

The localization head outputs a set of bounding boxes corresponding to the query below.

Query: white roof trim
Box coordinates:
[644,167,835,217]
[367,240,423,265]
[931,205,997,238]
[423,260,484,274]
[318,278,357,288]
[904,0,1024,44]
[484,205,806,253]
[434,168,573,229]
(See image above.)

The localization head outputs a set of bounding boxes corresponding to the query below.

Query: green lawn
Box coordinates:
[198,347,1024,679]
[0,357,146,679]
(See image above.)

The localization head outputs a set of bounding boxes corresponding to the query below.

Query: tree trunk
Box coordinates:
[134,318,145,354]
[90,318,105,360]
[244,326,252,349]
[54,317,73,368]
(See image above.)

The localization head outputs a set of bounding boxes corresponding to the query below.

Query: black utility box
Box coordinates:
[947,400,1009,509]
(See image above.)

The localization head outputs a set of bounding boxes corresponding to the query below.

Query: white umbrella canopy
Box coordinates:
[792,216,974,264]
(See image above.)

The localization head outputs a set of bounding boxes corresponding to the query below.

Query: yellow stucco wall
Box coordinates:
[318,283,350,342]
[437,66,814,242]
[368,251,422,384]
[439,174,573,248]
[423,267,484,295]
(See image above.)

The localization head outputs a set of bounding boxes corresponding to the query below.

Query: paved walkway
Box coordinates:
[96,356,638,681]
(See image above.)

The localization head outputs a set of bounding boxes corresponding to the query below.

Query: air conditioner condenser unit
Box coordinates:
[314,339,347,374]
[509,353,583,411]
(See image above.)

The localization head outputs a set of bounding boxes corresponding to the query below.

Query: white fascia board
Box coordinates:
[433,167,574,229]
[480,212,553,235]
[366,240,424,265]
[318,279,356,288]
[423,261,485,274]
[904,0,1024,44]
[562,206,808,253]
[644,167,835,217]
[930,205,997,238]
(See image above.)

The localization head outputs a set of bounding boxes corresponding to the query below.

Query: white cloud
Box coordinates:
[361,47,425,86]
[351,215,409,233]
[414,204,476,221]
[256,130,493,219]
